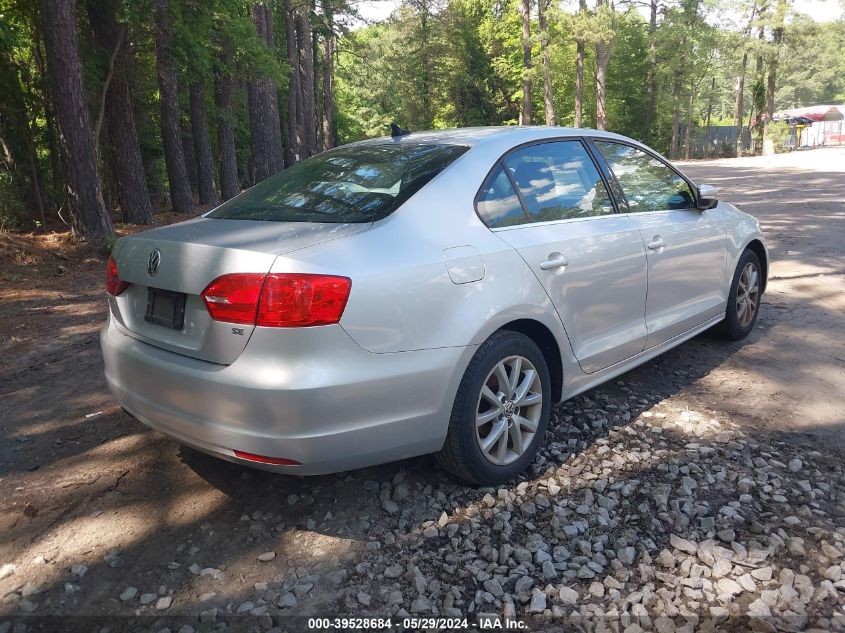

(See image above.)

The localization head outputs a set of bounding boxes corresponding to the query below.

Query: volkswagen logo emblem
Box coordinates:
[147,249,161,277]
[503,400,516,417]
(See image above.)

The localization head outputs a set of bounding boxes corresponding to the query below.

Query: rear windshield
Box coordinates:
[207,143,468,223]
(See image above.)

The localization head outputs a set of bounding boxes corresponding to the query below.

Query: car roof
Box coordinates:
[346,126,636,149]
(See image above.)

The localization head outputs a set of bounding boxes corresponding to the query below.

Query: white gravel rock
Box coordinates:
[527,588,546,613]
[558,586,578,604]
[717,577,743,596]
[669,534,697,555]
[751,566,773,581]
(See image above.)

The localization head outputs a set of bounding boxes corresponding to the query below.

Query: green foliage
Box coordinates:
[777,16,845,107]
[765,120,790,146]
[0,0,844,237]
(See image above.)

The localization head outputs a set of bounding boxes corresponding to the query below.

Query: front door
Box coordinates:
[476,139,648,374]
[593,140,727,348]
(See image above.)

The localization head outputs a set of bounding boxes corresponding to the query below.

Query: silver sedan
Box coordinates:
[101,127,767,484]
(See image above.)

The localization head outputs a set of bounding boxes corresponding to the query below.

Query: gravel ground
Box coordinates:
[1,147,843,632]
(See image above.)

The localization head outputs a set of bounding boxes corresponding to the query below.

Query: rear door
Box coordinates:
[478,139,649,374]
[592,140,727,349]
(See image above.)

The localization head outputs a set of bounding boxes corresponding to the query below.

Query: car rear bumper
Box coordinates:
[101,318,474,475]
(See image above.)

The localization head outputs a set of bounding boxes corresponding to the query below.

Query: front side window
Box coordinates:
[503,141,614,223]
[207,143,468,223]
[595,141,695,212]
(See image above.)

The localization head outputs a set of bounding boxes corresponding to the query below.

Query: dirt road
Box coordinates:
[1,147,843,630]
[676,148,845,447]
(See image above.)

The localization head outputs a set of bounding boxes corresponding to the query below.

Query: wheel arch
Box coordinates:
[496,319,564,404]
[744,238,769,293]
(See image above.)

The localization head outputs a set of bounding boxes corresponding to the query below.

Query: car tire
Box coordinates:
[720,248,763,341]
[437,330,552,485]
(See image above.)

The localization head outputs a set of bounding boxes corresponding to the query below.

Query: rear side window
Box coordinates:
[207,143,468,223]
[476,165,526,228]
[594,141,695,212]
[503,141,614,223]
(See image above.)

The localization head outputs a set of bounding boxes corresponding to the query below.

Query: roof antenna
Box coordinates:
[390,122,411,138]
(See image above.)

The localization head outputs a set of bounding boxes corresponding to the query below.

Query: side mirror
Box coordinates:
[697,183,718,210]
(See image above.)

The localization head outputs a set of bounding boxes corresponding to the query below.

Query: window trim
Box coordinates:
[585,137,702,214]
[473,137,621,230]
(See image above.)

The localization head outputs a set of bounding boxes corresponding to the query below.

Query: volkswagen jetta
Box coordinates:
[101,127,767,484]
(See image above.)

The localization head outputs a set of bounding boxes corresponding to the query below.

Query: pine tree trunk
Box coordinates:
[143,154,167,207]
[669,72,682,159]
[519,0,532,125]
[594,0,612,134]
[298,8,318,157]
[751,23,766,153]
[322,9,335,151]
[643,0,658,143]
[285,0,303,164]
[248,2,283,181]
[181,118,198,193]
[153,0,194,213]
[574,0,586,128]
[575,41,584,127]
[88,0,153,224]
[41,0,112,239]
[734,51,749,156]
[595,43,610,131]
[703,76,715,158]
[214,49,239,200]
[190,81,219,205]
[262,5,284,170]
[537,0,554,126]
[683,81,695,160]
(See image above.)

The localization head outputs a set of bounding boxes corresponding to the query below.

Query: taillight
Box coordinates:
[257,274,351,327]
[200,273,351,328]
[106,256,130,296]
[201,273,265,324]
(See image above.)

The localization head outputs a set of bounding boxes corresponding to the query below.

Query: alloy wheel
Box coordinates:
[475,355,543,466]
[736,261,760,328]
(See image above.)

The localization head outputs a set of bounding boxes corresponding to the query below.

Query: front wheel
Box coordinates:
[720,249,763,340]
[437,331,551,485]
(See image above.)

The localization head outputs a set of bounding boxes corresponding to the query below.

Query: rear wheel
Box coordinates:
[720,249,762,340]
[438,331,551,485]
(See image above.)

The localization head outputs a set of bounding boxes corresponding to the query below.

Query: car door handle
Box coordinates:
[647,237,665,251]
[539,255,568,270]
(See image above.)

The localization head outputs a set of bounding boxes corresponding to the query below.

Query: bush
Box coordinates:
[766,121,792,150]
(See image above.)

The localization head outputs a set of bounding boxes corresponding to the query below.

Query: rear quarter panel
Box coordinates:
[269,142,577,365]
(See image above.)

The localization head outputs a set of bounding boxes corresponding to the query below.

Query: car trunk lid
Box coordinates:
[108,218,369,364]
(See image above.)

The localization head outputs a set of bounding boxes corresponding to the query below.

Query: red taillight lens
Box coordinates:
[257,274,351,327]
[233,450,301,466]
[106,256,130,296]
[201,273,351,328]
[200,273,266,325]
